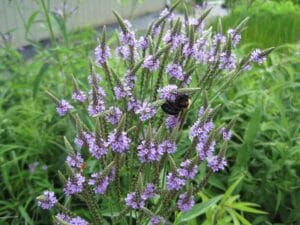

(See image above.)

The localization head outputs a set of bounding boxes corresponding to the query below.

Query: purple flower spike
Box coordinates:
[64,173,85,196]
[166,173,186,191]
[177,192,195,212]
[142,55,160,72]
[250,49,266,64]
[197,140,216,160]
[158,140,177,154]
[107,130,131,153]
[219,52,236,71]
[87,136,108,160]
[106,106,122,125]
[177,159,198,179]
[213,33,226,46]
[56,99,73,116]
[158,85,178,102]
[72,90,87,103]
[165,115,180,129]
[207,155,227,172]
[227,29,241,47]
[166,63,184,81]
[115,45,131,60]
[88,173,109,194]
[87,87,106,117]
[221,127,232,141]
[141,183,156,200]
[66,153,84,169]
[38,191,57,210]
[69,216,89,225]
[136,102,157,121]
[119,31,136,46]
[114,85,131,100]
[150,216,166,225]
[125,192,145,209]
[95,45,110,66]
[137,141,162,163]
[137,36,148,50]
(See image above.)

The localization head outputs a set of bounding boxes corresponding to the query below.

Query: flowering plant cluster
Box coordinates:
[38,2,272,224]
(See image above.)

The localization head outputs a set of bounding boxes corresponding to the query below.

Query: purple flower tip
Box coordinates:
[56,99,73,116]
[177,192,195,212]
[38,191,57,210]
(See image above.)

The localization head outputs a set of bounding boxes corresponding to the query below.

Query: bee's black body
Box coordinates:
[161,94,190,116]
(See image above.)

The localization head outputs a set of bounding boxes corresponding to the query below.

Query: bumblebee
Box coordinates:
[161,94,190,116]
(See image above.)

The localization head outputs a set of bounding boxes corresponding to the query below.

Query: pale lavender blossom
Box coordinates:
[128,97,141,112]
[38,191,57,210]
[177,192,195,211]
[124,70,136,89]
[219,52,236,71]
[142,55,160,71]
[125,192,145,209]
[159,8,174,21]
[69,217,89,225]
[56,213,71,223]
[197,140,216,160]
[165,115,180,129]
[158,85,178,102]
[88,74,101,86]
[106,106,122,124]
[250,49,266,64]
[207,155,227,172]
[166,63,184,81]
[158,140,177,154]
[74,135,84,149]
[113,85,131,100]
[95,45,110,66]
[87,135,108,160]
[115,45,131,60]
[56,100,73,116]
[177,159,198,179]
[137,141,162,163]
[183,43,194,58]
[221,127,232,141]
[137,36,148,50]
[150,216,165,225]
[28,161,39,173]
[124,19,132,28]
[227,29,241,47]
[166,173,186,191]
[66,153,84,169]
[189,120,214,142]
[213,33,226,46]
[64,173,85,196]
[141,183,156,200]
[89,173,110,194]
[136,102,157,121]
[107,130,131,153]
[152,25,161,37]
[119,31,135,46]
[72,91,86,103]
[163,31,186,50]
[87,87,106,117]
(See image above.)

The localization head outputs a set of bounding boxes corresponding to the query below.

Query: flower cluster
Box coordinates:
[41,4,272,224]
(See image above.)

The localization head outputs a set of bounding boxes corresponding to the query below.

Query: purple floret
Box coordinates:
[107,130,131,153]
[125,192,145,209]
[137,141,162,163]
[142,55,160,72]
[38,191,57,210]
[207,155,227,172]
[56,99,73,116]
[177,192,195,212]
[166,173,186,191]
[136,101,157,121]
[72,90,87,103]
[64,173,85,196]
[158,85,178,102]
[166,63,184,81]
[106,106,122,125]
[66,153,84,169]
[158,140,177,154]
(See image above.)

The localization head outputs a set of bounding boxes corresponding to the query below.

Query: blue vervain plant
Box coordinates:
[37,2,273,224]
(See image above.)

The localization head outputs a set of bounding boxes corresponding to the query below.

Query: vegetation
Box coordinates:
[0,0,299,224]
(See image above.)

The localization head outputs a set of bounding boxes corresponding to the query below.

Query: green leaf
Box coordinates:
[18,206,34,225]
[231,202,267,214]
[221,175,244,205]
[33,63,50,98]
[174,195,223,224]
[25,11,39,35]
[231,210,252,225]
